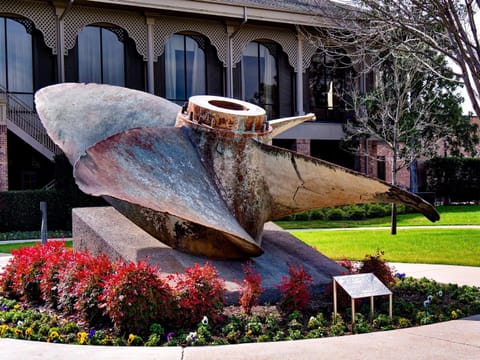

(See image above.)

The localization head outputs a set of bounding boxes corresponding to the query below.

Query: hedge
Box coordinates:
[0,155,105,231]
[425,157,480,203]
[0,189,105,232]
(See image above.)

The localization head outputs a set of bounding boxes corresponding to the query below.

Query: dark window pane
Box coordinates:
[308,51,354,122]
[101,28,124,86]
[175,49,185,100]
[241,41,277,118]
[6,18,32,94]
[78,26,125,86]
[243,56,259,103]
[377,156,386,180]
[0,18,5,89]
[78,26,101,83]
[165,34,206,104]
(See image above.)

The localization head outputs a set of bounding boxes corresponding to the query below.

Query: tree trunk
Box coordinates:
[391,127,398,235]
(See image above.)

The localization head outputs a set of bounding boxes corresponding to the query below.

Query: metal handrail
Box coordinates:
[0,86,61,156]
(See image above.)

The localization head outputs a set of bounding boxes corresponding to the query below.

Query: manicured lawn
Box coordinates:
[293,228,480,266]
[278,205,480,229]
[0,240,72,254]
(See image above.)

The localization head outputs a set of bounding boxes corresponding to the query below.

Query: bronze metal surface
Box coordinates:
[35,83,439,259]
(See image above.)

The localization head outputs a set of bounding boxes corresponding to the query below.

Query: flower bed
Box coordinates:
[0,243,479,346]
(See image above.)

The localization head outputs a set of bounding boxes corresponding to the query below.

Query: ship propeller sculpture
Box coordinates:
[35,83,439,259]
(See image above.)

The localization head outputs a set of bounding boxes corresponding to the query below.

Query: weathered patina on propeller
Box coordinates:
[35,83,439,259]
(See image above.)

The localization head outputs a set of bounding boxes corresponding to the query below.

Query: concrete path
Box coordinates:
[1,252,480,359]
[289,225,480,231]
[391,262,480,287]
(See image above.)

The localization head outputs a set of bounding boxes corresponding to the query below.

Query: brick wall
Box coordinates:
[358,140,410,188]
[295,139,311,156]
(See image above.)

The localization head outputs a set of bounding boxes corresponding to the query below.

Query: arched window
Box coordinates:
[0,17,33,107]
[78,25,125,86]
[241,41,278,119]
[308,52,354,122]
[164,33,206,105]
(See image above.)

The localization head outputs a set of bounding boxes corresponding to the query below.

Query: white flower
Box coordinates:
[423,299,430,307]
[201,316,209,326]
[17,321,23,327]
[427,295,433,302]
[438,290,443,297]
[186,331,197,343]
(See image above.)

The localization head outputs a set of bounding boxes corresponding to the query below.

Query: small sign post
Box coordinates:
[40,201,47,244]
[333,273,392,326]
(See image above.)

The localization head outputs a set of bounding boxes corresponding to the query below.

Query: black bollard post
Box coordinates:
[40,201,47,244]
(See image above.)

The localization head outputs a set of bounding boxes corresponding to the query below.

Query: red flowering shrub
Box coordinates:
[74,253,114,326]
[239,261,264,314]
[173,262,225,327]
[338,258,359,274]
[276,263,313,313]
[101,261,174,335]
[56,251,95,314]
[0,252,21,298]
[1,242,66,303]
[39,244,74,308]
[358,250,395,288]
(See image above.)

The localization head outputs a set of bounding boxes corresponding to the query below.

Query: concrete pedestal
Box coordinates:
[73,207,344,303]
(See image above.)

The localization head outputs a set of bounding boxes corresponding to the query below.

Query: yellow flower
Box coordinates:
[451,310,457,319]
[77,331,88,345]
[245,329,252,336]
[101,335,113,345]
[25,327,33,336]
[13,304,20,311]
[49,330,59,341]
[14,328,22,336]
[127,333,136,345]
[0,324,8,336]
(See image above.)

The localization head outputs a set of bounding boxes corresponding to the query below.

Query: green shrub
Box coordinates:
[0,189,104,232]
[329,314,347,336]
[310,209,324,220]
[325,207,347,220]
[372,314,393,329]
[294,212,310,221]
[346,205,366,220]
[425,157,480,202]
[366,203,389,218]
[353,313,371,334]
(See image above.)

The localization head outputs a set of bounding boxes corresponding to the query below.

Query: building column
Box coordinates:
[296,139,310,156]
[226,23,235,98]
[146,17,155,94]
[0,99,8,191]
[55,5,67,83]
[296,32,304,116]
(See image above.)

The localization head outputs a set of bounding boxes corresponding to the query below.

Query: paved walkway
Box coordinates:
[289,225,480,231]
[1,252,480,359]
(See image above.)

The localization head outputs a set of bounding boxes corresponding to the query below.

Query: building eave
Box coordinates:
[84,0,335,27]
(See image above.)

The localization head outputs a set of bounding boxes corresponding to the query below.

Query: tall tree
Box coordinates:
[301,1,479,233]
[306,0,480,116]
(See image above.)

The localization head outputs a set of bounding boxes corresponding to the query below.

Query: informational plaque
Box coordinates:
[332,273,392,325]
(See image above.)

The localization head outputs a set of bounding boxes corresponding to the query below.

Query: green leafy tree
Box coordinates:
[302,2,479,233]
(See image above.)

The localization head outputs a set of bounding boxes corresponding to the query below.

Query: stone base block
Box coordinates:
[73,207,344,303]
